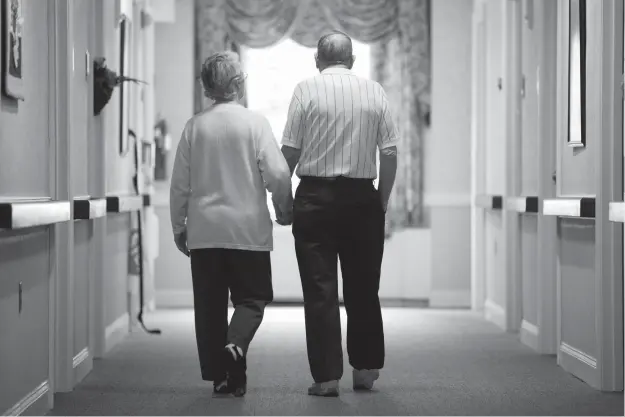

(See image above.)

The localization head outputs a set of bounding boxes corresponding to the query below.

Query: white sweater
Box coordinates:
[169,102,292,251]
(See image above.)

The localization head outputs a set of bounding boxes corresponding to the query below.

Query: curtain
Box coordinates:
[371,0,430,228]
[223,0,398,48]
[194,0,431,229]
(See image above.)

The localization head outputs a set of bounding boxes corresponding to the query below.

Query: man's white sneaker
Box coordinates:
[353,369,380,391]
[307,380,339,397]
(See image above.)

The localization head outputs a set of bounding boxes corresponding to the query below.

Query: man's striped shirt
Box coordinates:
[281,67,399,179]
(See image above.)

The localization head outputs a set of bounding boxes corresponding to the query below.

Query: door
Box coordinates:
[518,0,540,350]
[69,0,95,386]
[471,1,488,312]
[504,0,523,333]
[535,0,558,355]
[53,0,97,393]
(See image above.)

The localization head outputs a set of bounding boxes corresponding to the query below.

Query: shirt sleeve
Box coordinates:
[377,89,400,150]
[281,85,306,149]
[169,121,192,235]
[258,117,292,209]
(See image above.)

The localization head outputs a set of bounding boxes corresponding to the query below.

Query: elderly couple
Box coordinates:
[170,31,399,398]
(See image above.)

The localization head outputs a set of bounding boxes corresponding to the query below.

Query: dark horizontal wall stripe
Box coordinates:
[106,195,144,213]
[525,196,539,213]
[74,198,107,220]
[492,195,503,210]
[74,200,91,220]
[476,194,504,210]
[579,197,595,218]
[0,201,72,229]
[506,196,540,213]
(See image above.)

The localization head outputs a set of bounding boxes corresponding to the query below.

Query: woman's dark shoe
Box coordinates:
[224,344,247,397]
[213,379,233,396]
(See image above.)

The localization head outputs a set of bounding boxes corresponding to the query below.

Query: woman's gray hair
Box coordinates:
[200,51,246,101]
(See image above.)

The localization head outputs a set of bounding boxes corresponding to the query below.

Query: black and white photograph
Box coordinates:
[0,0,622,416]
[2,0,24,100]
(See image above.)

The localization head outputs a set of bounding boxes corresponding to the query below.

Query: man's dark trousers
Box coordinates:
[292,176,386,383]
[190,248,273,381]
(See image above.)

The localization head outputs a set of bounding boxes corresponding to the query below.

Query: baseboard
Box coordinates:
[429,290,471,308]
[520,320,540,352]
[559,342,599,389]
[425,194,471,208]
[73,347,91,385]
[484,299,506,330]
[72,347,89,369]
[379,298,430,308]
[3,381,49,417]
[105,312,130,354]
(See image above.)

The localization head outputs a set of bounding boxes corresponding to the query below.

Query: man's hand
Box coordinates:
[174,230,189,257]
[274,202,293,226]
[276,211,293,226]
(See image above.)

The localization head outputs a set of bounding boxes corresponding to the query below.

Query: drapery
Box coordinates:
[371,0,430,228]
[194,0,430,228]
[223,0,398,48]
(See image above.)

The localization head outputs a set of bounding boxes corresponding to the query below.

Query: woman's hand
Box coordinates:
[174,230,190,257]
[273,202,293,226]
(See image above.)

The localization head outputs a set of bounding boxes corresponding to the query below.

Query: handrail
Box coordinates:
[608,201,625,223]
[74,197,107,220]
[475,194,503,210]
[505,196,539,213]
[542,197,595,219]
[0,200,71,230]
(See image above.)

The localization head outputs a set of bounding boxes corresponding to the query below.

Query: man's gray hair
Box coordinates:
[200,51,246,101]
[317,31,353,65]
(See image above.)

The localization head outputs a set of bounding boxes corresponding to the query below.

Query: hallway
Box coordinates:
[49,308,623,416]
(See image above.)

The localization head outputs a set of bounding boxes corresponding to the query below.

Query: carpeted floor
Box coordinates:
[49,308,623,416]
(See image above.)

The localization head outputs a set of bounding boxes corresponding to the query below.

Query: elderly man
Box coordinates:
[279,31,399,396]
[170,51,292,397]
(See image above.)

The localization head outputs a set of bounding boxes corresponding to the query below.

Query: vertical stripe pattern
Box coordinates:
[281,67,399,179]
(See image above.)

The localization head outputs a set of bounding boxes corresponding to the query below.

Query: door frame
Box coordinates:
[503,0,524,332]
[47,0,59,408]
[51,0,76,394]
[471,0,488,312]
[535,0,559,355]
[595,0,624,392]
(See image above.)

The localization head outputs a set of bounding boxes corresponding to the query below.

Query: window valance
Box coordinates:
[223,0,398,48]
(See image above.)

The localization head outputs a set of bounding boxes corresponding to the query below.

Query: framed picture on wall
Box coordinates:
[118,14,131,155]
[2,0,24,100]
[568,0,586,148]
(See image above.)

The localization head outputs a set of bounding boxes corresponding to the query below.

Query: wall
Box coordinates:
[153,0,195,303]
[99,0,136,349]
[0,1,54,414]
[473,0,623,391]
[518,0,541,335]
[427,0,473,307]
[69,0,97,386]
[480,0,508,324]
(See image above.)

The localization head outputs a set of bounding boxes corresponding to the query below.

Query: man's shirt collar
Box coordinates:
[321,67,353,75]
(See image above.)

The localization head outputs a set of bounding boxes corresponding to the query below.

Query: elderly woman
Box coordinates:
[169,51,293,397]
